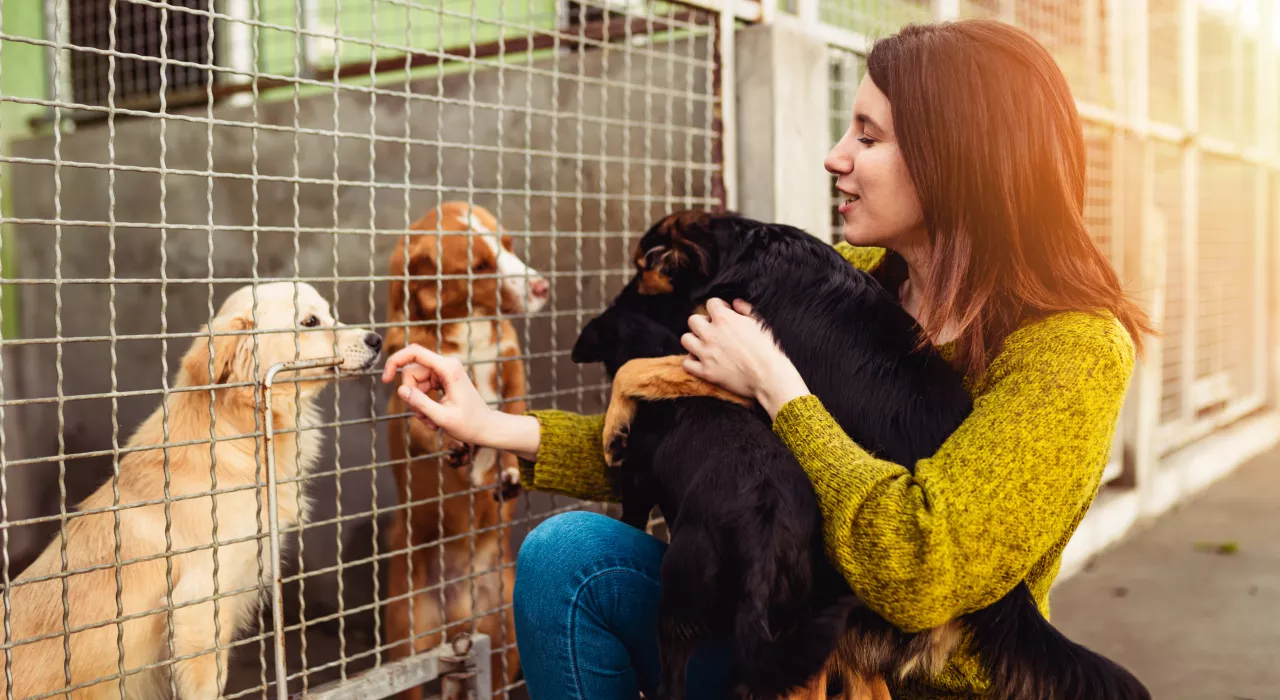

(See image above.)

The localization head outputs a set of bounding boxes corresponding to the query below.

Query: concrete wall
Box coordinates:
[734,21,832,239]
[4,37,715,626]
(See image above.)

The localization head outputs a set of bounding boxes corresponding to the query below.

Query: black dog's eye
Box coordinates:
[643,247,667,268]
[301,315,320,328]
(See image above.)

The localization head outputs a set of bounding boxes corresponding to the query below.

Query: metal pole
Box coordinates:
[262,356,344,700]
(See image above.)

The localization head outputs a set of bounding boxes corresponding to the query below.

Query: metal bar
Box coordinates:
[312,10,705,84]
[1180,0,1198,428]
[813,21,868,54]
[711,0,737,211]
[291,633,492,700]
[262,356,344,700]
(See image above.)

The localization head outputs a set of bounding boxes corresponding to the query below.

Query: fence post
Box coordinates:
[733,22,831,239]
[1177,0,1199,457]
[1116,0,1163,494]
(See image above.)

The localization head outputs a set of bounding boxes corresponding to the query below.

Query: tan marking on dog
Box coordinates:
[602,355,753,467]
[639,267,675,295]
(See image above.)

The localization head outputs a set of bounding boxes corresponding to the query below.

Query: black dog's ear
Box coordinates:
[683,215,762,302]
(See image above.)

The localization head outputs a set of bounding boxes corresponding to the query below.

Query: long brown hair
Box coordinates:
[866,19,1154,377]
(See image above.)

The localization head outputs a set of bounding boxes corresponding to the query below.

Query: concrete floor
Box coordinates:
[1051,449,1280,700]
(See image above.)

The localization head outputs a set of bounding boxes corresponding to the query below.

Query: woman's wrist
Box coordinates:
[490,411,542,462]
[755,362,810,420]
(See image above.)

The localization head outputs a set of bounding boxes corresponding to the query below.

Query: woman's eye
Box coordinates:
[857,137,875,146]
[302,315,320,328]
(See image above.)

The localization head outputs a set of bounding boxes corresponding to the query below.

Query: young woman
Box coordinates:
[382,18,1152,699]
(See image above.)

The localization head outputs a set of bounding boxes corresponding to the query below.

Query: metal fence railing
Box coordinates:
[0,0,729,696]
[0,0,1276,697]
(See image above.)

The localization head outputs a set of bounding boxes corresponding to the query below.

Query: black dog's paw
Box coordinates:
[605,427,629,468]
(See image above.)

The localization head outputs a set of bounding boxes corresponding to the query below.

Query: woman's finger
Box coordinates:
[413,412,438,431]
[683,356,706,378]
[383,345,465,388]
[732,299,754,317]
[399,384,448,426]
[382,345,442,382]
[681,332,708,358]
[704,297,731,319]
[687,312,713,339]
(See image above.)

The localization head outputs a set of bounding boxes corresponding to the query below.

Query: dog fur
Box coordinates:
[572,290,856,700]
[0,281,382,700]
[595,210,1151,700]
[382,202,547,697]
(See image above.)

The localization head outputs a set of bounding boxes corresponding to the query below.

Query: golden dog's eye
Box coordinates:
[301,315,320,328]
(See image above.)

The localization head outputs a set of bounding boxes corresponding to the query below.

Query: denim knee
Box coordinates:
[516,510,619,584]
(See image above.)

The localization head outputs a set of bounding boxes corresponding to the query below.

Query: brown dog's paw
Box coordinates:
[444,441,475,468]
[494,466,523,501]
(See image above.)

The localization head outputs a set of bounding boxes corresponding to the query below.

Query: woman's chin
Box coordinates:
[841,226,878,248]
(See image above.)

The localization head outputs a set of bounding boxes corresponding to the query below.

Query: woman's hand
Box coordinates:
[381,344,541,462]
[682,298,811,419]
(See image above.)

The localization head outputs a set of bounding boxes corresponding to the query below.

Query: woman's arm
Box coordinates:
[685,308,1134,632]
[382,345,620,503]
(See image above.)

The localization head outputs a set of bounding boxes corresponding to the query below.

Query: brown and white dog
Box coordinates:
[383,202,548,697]
[1,282,381,700]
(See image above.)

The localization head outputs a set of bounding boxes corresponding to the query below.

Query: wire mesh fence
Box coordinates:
[0,0,722,696]
[0,0,1276,697]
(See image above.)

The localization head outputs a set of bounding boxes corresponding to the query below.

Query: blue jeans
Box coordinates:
[513,510,734,699]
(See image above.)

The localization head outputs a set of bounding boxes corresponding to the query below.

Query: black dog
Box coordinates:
[593,210,1150,700]
[572,283,856,700]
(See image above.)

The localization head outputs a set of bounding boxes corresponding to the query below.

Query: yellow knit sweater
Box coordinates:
[517,243,1136,698]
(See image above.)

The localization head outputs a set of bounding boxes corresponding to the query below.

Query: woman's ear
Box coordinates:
[181,314,254,387]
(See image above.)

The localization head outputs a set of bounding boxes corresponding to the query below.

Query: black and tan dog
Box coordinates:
[593,210,1151,700]
[573,282,855,700]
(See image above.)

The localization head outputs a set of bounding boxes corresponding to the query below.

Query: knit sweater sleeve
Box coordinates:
[516,410,620,503]
[772,312,1135,633]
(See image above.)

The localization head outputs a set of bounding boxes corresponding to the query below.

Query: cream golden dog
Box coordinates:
[1,282,382,700]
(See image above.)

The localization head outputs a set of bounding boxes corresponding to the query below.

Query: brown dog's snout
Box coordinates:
[530,278,550,299]
[364,332,383,353]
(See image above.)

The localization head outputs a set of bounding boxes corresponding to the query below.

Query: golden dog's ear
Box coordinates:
[182,314,254,387]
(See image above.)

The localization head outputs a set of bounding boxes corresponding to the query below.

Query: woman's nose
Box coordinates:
[824,139,853,175]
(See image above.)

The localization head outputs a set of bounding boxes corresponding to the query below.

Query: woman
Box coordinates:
[381,19,1152,699]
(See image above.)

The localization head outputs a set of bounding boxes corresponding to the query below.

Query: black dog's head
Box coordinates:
[571,299,685,377]
[631,209,745,298]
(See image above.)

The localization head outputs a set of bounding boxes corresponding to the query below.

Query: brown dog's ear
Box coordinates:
[388,236,442,321]
[387,237,413,324]
[181,314,254,387]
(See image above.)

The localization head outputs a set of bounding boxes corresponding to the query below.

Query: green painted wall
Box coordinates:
[1,0,49,338]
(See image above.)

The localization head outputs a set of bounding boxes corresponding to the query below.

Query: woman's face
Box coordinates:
[824,75,927,252]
